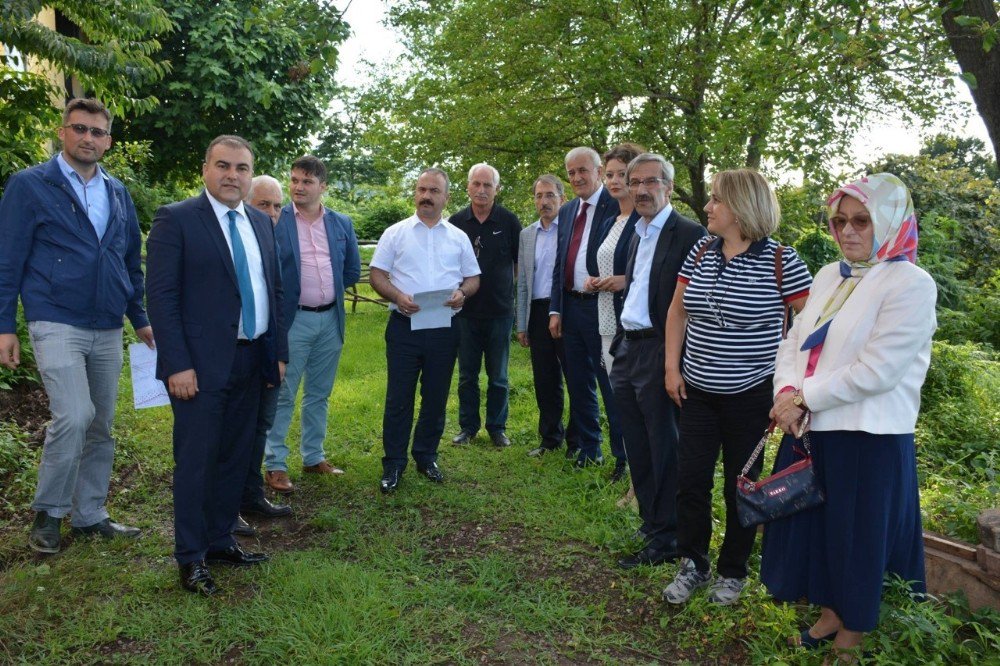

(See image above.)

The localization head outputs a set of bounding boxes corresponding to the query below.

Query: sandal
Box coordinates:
[790,628,838,649]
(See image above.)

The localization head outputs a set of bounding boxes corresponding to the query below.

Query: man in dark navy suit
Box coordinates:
[146,135,287,595]
[547,147,622,466]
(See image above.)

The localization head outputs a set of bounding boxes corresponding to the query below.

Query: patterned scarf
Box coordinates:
[800,173,919,351]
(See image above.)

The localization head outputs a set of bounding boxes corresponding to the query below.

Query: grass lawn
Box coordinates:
[0,296,996,664]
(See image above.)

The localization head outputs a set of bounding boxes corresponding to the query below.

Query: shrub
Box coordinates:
[0,304,38,390]
[354,197,411,241]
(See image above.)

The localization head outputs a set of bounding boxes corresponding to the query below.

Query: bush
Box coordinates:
[353,197,411,242]
[0,304,38,390]
[101,140,193,232]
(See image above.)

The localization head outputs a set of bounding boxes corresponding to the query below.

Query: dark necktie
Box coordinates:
[563,201,590,287]
[227,210,256,339]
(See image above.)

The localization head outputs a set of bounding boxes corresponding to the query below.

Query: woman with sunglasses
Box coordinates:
[761,174,936,661]
[661,169,811,606]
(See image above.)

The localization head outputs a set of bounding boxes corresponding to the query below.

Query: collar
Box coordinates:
[705,236,770,256]
[205,190,249,222]
[56,152,107,185]
[583,186,604,208]
[409,213,445,229]
[292,202,326,223]
[535,217,559,231]
[638,204,673,235]
[455,203,496,224]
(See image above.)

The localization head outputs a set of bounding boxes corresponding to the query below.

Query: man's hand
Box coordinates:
[135,326,155,349]
[0,333,20,370]
[548,314,562,339]
[516,332,529,347]
[168,369,198,400]
[444,289,466,309]
[395,293,420,316]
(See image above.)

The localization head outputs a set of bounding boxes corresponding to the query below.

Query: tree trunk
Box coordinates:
[941,0,1000,167]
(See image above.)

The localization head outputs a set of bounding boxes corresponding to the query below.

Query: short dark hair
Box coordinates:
[418,167,450,193]
[532,174,565,198]
[204,135,255,164]
[291,154,328,183]
[604,142,646,167]
[62,98,112,131]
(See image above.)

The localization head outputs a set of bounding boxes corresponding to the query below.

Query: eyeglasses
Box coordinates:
[628,177,667,190]
[473,235,482,258]
[830,216,872,232]
[63,124,110,138]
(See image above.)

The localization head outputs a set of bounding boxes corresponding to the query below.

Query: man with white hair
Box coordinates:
[248,175,284,225]
[449,163,522,448]
[548,147,622,468]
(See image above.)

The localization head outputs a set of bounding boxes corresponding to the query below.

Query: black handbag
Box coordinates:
[735,420,825,528]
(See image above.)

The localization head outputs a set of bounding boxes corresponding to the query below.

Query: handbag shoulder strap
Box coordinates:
[740,419,812,477]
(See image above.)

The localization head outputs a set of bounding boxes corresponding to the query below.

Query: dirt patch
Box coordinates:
[0,381,49,443]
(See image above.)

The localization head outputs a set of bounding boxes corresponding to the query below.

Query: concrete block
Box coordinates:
[978,509,1000,552]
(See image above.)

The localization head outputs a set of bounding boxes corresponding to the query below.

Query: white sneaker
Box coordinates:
[662,558,711,604]
[707,576,746,605]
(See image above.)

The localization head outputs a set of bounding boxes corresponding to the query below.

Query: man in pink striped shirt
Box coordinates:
[264,156,361,492]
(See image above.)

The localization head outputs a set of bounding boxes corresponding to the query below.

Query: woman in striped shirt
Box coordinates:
[661,169,812,606]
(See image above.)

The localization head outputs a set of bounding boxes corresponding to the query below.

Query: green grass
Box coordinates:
[0,303,997,664]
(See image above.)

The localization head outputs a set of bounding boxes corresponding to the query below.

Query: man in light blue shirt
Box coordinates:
[611,153,706,571]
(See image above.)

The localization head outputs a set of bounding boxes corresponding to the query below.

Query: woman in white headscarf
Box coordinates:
[760,173,936,662]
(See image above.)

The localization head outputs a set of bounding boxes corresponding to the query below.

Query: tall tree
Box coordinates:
[939,0,1000,166]
[362,0,957,220]
[117,0,349,182]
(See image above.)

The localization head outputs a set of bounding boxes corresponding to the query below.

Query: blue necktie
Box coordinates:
[227,210,256,339]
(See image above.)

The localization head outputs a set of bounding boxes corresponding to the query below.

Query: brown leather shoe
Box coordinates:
[265,470,294,493]
[302,460,345,475]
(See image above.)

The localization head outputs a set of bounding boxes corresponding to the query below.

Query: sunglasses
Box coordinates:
[63,124,110,138]
[830,215,872,232]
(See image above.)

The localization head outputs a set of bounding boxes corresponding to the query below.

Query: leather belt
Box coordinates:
[624,328,659,340]
[298,301,336,312]
[564,289,598,300]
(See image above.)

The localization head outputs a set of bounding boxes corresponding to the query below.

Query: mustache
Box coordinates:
[635,195,654,204]
[419,198,434,206]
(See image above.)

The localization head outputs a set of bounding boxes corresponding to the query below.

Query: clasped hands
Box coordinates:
[395,290,466,316]
[769,390,811,437]
[583,275,625,293]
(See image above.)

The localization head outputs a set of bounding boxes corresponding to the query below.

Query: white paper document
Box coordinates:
[129,343,170,409]
[410,289,456,330]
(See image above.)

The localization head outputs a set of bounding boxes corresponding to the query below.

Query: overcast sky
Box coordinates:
[334,1,992,175]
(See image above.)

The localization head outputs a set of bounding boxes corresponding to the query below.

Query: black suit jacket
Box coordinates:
[549,186,620,314]
[612,208,706,351]
[146,192,287,390]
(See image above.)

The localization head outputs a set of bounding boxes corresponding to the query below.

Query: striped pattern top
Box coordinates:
[678,236,812,393]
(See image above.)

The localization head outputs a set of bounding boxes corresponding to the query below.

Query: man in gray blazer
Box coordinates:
[516,175,578,457]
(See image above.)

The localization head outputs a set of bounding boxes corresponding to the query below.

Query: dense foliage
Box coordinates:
[116,0,349,182]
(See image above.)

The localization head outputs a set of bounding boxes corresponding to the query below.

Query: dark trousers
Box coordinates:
[611,337,679,550]
[172,341,263,565]
[676,379,772,578]
[561,295,624,462]
[455,315,513,434]
[382,313,458,472]
[241,383,278,507]
[527,299,578,449]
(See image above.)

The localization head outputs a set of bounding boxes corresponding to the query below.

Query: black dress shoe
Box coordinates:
[565,445,581,460]
[452,429,476,445]
[417,462,444,483]
[380,468,401,494]
[206,544,269,567]
[232,515,256,537]
[70,518,141,540]
[29,511,62,554]
[241,497,292,518]
[179,561,218,595]
[609,460,629,484]
[574,455,604,469]
[489,431,511,447]
[617,545,679,570]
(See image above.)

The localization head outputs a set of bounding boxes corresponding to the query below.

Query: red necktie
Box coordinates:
[563,201,590,288]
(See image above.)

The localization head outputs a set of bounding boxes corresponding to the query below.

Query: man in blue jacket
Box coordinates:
[263,155,361,493]
[0,98,153,554]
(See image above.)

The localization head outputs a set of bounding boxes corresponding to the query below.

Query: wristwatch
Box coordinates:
[792,390,806,408]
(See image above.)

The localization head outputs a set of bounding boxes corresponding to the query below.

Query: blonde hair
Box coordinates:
[709,169,780,241]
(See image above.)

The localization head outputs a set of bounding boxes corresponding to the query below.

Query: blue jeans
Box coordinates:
[265,307,344,471]
[455,315,513,434]
[28,322,123,527]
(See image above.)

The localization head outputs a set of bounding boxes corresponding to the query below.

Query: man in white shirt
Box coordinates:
[369,168,480,493]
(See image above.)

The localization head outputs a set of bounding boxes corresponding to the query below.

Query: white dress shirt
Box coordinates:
[206,192,269,339]
[570,186,605,292]
[370,214,480,312]
[620,204,672,330]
